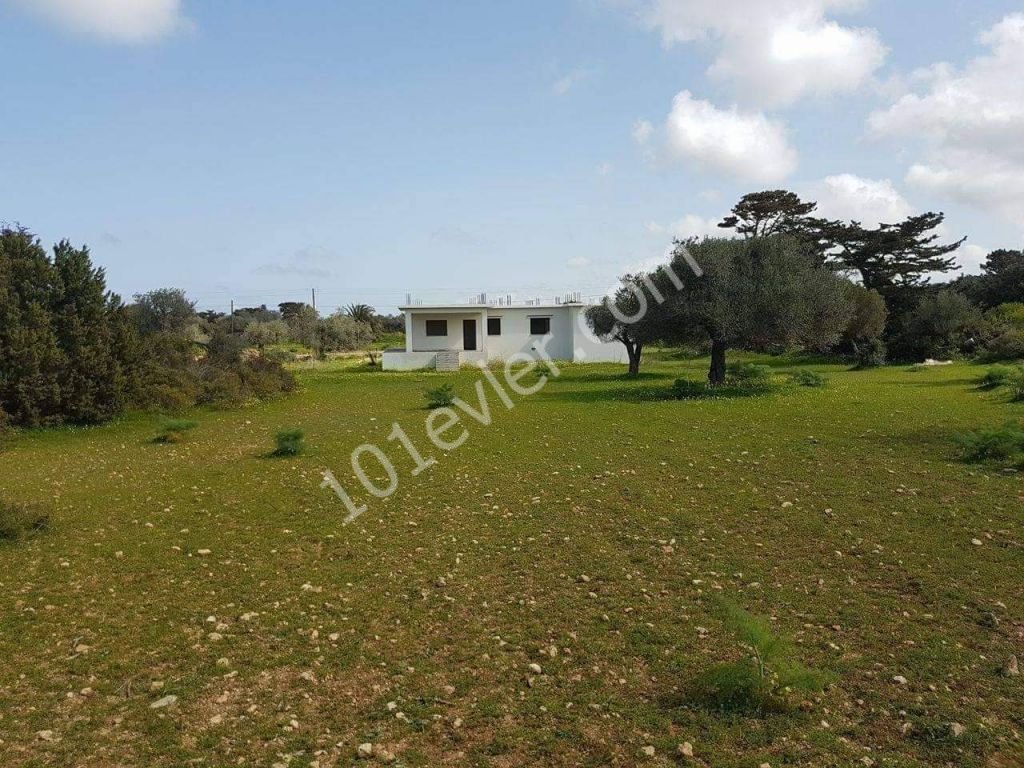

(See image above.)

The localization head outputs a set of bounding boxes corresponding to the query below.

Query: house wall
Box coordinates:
[390,305,627,370]
[568,306,629,363]
[482,307,575,361]
[408,313,484,353]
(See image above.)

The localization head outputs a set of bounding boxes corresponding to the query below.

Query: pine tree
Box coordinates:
[815,213,963,294]
[50,240,127,423]
[0,227,65,426]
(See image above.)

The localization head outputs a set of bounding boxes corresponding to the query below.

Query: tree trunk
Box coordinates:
[626,342,642,377]
[708,340,727,386]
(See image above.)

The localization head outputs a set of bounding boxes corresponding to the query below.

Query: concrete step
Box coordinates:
[435,350,461,372]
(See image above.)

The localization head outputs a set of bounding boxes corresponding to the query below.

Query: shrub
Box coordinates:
[198,368,245,406]
[0,499,50,541]
[263,347,298,364]
[726,363,772,389]
[852,337,887,369]
[955,421,1024,464]
[1009,368,1024,402]
[671,378,708,399]
[424,383,456,409]
[689,600,833,713]
[153,418,198,444]
[271,427,305,457]
[977,365,1015,390]
[789,370,828,387]
[977,331,1024,363]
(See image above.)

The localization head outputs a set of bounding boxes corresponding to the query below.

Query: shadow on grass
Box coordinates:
[561,370,676,384]
[539,382,777,404]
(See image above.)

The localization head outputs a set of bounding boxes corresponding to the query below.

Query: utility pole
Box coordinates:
[230,299,235,333]
[311,288,316,314]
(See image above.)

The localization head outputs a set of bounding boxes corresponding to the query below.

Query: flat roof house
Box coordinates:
[382,295,627,371]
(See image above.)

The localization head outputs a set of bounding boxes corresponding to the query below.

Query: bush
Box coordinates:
[264,347,298,364]
[689,600,833,713]
[0,499,50,541]
[197,368,244,406]
[237,357,296,400]
[424,383,456,409]
[955,421,1024,464]
[671,379,708,399]
[725,363,772,389]
[789,370,828,387]
[853,337,887,369]
[977,365,1016,390]
[271,427,305,457]
[978,331,1024,363]
[153,418,198,444]
[1009,368,1024,402]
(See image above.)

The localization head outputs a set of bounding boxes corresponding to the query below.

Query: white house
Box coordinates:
[382,296,627,371]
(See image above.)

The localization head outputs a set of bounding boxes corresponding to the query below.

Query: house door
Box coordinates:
[463,319,477,351]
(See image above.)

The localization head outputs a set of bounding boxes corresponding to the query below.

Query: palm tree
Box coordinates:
[345,303,375,324]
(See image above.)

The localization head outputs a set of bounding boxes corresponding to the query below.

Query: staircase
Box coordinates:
[435,351,461,372]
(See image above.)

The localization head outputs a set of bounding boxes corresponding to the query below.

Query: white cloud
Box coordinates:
[811,174,914,226]
[662,91,797,182]
[958,244,989,275]
[646,213,724,240]
[631,119,653,145]
[12,0,191,44]
[552,68,588,95]
[567,256,592,268]
[643,0,885,106]
[868,13,1024,229]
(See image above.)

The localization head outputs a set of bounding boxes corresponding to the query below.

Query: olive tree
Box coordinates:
[316,314,373,357]
[664,237,853,385]
[585,271,678,377]
[244,319,289,349]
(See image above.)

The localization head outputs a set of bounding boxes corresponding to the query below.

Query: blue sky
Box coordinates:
[2,1,1022,313]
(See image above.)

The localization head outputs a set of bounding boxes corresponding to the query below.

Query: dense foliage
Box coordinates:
[1,227,298,428]
[1,227,136,426]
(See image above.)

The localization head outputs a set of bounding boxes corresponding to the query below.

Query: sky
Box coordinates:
[2,0,1023,314]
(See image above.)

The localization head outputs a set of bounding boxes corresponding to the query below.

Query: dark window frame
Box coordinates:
[487,317,502,336]
[425,319,448,337]
[529,316,551,335]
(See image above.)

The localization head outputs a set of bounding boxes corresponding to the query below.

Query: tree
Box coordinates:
[665,237,852,385]
[0,227,64,425]
[285,304,319,347]
[232,304,280,327]
[0,227,139,426]
[244,320,289,349]
[132,288,197,335]
[316,314,373,356]
[956,249,1024,309]
[345,303,375,324]
[586,272,676,377]
[816,213,964,295]
[51,240,131,422]
[278,302,309,320]
[894,290,985,361]
[719,190,819,239]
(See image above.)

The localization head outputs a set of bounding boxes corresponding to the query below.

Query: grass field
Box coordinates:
[1,355,1022,767]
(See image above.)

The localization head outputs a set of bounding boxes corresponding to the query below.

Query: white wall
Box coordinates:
[568,306,629,363]
[408,313,484,353]
[482,307,575,361]
[398,305,626,367]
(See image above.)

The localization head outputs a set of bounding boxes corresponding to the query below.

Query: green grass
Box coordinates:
[153,418,199,444]
[1,354,1022,766]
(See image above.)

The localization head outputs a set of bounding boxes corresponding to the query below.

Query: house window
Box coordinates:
[425,319,447,337]
[529,317,551,335]
[487,317,501,336]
